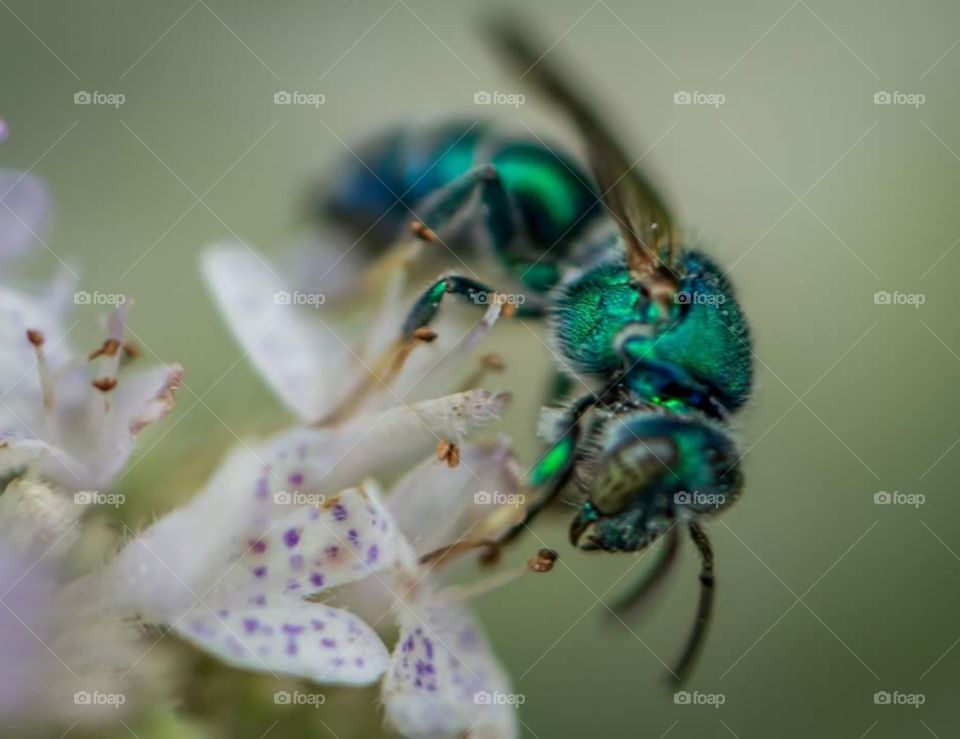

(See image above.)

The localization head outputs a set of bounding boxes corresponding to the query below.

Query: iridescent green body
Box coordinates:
[321,120,753,541]
[551,246,752,409]
[320,119,754,555]
[321,120,600,294]
[312,21,758,683]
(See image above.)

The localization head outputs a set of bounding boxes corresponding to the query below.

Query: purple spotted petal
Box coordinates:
[174,600,388,686]
[382,592,518,739]
[225,397,510,510]
[214,481,416,600]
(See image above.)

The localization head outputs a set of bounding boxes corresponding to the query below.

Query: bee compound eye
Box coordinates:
[592,437,675,514]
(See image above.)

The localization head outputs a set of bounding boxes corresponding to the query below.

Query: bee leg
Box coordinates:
[482,391,599,561]
[670,521,715,686]
[544,371,575,405]
[409,164,519,250]
[410,166,562,303]
[608,524,681,620]
[400,274,505,339]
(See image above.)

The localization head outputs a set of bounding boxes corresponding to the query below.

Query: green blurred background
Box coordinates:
[3,0,960,736]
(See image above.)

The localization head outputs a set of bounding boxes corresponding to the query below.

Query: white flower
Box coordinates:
[0,254,182,491]
[106,430,524,738]
[0,477,167,723]
[54,237,528,736]
[100,240,529,736]
[0,173,179,724]
[0,169,49,262]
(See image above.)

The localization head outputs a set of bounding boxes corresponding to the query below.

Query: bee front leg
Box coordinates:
[670,521,715,686]
[400,274,506,339]
[409,164,519,251]
[608,524,681,619]
[481,391,599,561]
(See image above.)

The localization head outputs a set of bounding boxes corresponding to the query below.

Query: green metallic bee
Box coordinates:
[315,17,754,684]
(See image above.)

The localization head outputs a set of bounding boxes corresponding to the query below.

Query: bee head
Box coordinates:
[569,414,741,552]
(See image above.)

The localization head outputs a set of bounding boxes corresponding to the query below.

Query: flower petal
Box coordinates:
[280,227,365,304]
[0,170,50,262]
[212,480,417,601]
[113,438,416,613]
[337,389,511,449]
[175,599,389,686]
[0,540,56,719]
[81,363,183,486]
[108,445,269,615]
[233,391,511,504]
[386,301,501,407]
[383,591,518,739]
[387,437,521,557]
[201,241,352,421]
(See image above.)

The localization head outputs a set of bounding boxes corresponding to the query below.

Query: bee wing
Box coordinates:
[486,16,676,281]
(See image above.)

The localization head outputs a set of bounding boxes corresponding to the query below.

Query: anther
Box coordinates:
[481,353,505,371]
[409,221,437,242]
[26,329,44,347]
[436,440,460,468]
[92,377,118,393]
[413,327,438,343]
[88,338,121,360]
[528,548,559,573]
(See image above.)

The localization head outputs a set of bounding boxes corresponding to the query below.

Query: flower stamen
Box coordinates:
[315,330,438,427]
[443,548,559,602]
[458,352,505,392]
[26,329,55,413]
